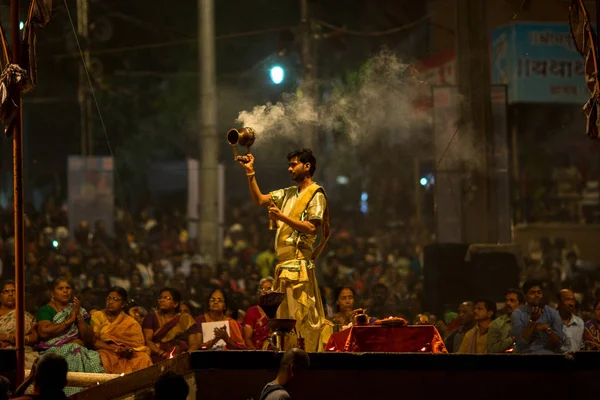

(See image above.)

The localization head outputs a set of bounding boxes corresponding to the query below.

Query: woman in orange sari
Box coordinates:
[142,287,201,363]
[196,289,245,350]
[91,287,153,374]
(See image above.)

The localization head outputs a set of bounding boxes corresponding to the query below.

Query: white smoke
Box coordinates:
[235,49,431,147]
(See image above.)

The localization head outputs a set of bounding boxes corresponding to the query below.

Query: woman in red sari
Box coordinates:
[196,289,245,350]
[242,277,273,350]
[142,287,201,363]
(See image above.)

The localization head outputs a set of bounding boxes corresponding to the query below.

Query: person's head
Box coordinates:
[522,280,544,306]
[258,277,274,296]
[458,301,474,326]
[157,287,181,313]
[105,286,128,315]
[207,289,227,315]
[180,302,194,316]
[0,280,15,309]
[473,299,496,323]
[130,271,143,288]
[558,288,576,314]
[287,148,316,181]
[566,251,577,265]
[593,300,600,323]
[154,371,189,400]
[334,287,356,313]
[35,353,68,393]
[371,283,389,304]
[50,277,73,305]
[278,348,310,388]
[0,375,10,400]
[505,289,524,315]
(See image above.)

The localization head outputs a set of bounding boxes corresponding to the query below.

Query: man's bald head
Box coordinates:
[559,289,576,313]
[279,348,310,373]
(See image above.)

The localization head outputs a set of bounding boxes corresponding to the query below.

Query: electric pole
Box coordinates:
[455,0,496,243]
[77,0,92,155]
[198,0,219,263]
[300,0,316,149]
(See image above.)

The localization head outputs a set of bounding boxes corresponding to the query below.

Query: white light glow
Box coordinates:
[270,66,284,84]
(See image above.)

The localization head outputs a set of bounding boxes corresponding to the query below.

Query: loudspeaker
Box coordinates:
[470,251,520,302]
[423,243,471,316]
[424,243,522,316]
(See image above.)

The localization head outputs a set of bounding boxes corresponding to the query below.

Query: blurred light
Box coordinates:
[19,21,24,30]
[270,66,284,84]
[336,175,349,185]
[419,177,428,186]
[52,240,58,248]
[360,192,368,214]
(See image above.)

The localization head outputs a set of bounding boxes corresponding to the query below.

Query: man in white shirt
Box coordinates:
[558,288,584,353]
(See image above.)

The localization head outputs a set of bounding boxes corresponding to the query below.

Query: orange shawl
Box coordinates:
[92,311,149,353]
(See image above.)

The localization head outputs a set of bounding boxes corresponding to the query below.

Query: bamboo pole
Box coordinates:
[24,370,122,388]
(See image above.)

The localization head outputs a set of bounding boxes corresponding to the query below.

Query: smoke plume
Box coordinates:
[235,49,431,147]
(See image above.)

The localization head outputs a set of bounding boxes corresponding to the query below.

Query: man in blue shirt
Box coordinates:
[511,280,564,354]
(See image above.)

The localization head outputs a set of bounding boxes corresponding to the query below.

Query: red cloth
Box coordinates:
[325,325,447,353]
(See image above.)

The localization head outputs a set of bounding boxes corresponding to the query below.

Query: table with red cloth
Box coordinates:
[325,325,447,353]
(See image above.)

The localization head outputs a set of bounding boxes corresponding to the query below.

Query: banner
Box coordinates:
[491,86,511,243]
[67,156,114,235]
[491,22,587,104]
[432,86,462,243]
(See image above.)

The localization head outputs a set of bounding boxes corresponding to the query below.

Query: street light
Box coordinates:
[269,65,284,84]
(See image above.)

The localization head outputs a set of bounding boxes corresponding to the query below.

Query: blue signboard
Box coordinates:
[490,22,587,104]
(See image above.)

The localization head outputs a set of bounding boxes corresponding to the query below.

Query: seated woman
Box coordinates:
[329,287,376,331]
[242,277,273,350]
[0,280,39,369]
[36,278,104,396]
[331,287,357,329]
[196,289,245,350]
[584,300,600,350]
[91,286,153,374]
[142,287,200,363]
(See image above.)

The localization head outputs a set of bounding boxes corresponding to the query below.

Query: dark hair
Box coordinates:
[593,299,600,310]
[49,276,72,292]
[333,286,356,312]
[0,375,10,400]
[507,288,525,304]
[108,286,128,303]
[522,280,544,295]
[287,148,316,176]
[279,348,310,373]
[474,298,497,319]
[180,301,196,317]
[35,353,68,392]
[1,280,15,288]
[159,287,182,312]
[154,372,189,400]
[207,288,228,311]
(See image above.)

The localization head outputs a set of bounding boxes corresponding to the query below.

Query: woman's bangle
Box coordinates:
[246,171,255,176]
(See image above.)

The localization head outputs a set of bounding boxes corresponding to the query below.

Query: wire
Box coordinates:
[316,14,432,37]
[54,25,295,60]
[61,0,154,281]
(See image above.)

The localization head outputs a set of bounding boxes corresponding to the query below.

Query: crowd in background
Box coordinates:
[0,197,598,348]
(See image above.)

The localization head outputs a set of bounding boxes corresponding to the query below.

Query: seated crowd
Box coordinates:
[442,279,600,354]
[2,272,600,396]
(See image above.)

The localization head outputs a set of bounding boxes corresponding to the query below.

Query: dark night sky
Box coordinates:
[0,0,428,204]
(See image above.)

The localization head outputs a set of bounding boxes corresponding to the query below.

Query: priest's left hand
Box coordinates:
[268,203,283,221]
